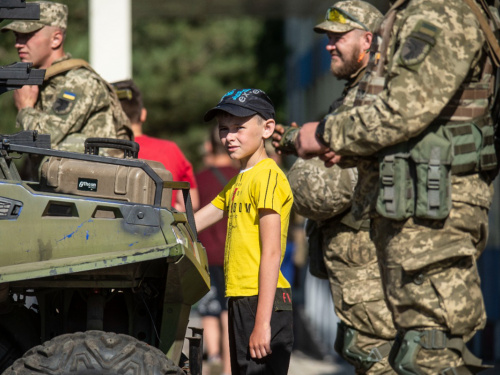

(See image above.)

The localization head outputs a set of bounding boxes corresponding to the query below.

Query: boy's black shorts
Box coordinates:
[228,288,293,375]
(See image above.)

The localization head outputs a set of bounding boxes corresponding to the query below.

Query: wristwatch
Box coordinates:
[315,118,329,147]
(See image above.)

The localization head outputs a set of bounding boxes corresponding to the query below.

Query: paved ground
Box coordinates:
[189,311,499,374]
[202,351,354,375]
[288,351,354,375]
[203,348,499,375]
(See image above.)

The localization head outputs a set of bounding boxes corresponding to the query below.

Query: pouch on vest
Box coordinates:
[465,118,497,173]
[444,122,480,174]
[376,149,414,221]
[478,119,498,171]
[410,131,452,220]
[442,118,498,175]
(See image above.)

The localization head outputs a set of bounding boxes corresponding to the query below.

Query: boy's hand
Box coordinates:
[249,322,272,359]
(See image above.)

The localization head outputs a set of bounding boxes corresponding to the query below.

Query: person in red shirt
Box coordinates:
[113,80,199,211]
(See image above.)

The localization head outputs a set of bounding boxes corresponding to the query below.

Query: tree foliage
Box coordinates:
[132,16,286,169]
[0,1,286,171]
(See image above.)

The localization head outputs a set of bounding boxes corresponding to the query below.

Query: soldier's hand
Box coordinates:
[320,151,342,167]
[295,122,330,159]
[272,124,286,145]
[272,122,299,155]
[13,85,38,111]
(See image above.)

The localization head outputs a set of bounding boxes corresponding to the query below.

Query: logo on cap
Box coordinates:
[204,88,275,122]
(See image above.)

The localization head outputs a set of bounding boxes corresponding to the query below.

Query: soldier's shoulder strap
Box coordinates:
[44,58,91,81]
[44,58,134,141]
[464,0,500,67]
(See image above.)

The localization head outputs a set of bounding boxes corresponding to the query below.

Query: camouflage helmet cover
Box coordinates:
[288,157,355,222]
[1,1,68,34]
[314,0,383,34]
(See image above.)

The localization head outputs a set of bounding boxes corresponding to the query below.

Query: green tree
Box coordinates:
[0,1,286,171]
[132,16,286,169]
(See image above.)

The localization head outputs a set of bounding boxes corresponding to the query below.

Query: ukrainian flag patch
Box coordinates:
[62,91,76,100]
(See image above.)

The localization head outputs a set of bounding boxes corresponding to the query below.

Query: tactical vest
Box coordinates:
[45,58,133,142]
[328,70,371,232]
[354,0,498,221]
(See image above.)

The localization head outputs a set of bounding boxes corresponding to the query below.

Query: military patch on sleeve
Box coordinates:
[399,20,440,71]
[52,90,77,115]
[62,91,76,101]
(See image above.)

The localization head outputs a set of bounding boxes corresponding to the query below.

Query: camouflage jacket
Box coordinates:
[288,68,365,225]
[17,54,131,152]
[322,0,495,216]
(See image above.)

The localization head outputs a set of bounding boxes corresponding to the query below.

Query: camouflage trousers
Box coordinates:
[372,200,489,373]
[322,223,397,374]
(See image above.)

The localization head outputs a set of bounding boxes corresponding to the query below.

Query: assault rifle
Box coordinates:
[0,0,45,95]
[0,0,39,20]
[0,62,45,95]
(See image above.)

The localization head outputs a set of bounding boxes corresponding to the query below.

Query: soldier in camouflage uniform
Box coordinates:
[295,0,499,373]
[274,2,397,374]
[1,1,131,154]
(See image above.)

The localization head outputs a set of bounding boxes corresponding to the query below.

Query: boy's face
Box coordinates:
[217,113,274,166]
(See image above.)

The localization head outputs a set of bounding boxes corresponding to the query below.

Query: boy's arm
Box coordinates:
[249,208,282,359]
[174,188,200,212]
[194,203,224,232]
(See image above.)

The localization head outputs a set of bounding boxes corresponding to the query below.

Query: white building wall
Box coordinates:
[89,0,131,82]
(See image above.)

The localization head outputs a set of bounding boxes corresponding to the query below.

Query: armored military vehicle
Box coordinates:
[0,132,210,375]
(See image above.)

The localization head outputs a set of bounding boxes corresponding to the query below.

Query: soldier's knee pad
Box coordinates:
[335,322,392,372]
[391,329,489,375]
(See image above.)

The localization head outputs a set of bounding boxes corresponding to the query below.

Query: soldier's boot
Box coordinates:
[390,329,492,375]
[335,322,396,374]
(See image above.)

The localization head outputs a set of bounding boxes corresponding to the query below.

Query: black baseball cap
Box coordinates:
[204,88,275,122]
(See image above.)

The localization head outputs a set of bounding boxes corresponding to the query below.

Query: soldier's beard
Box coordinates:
[330,45,364,80]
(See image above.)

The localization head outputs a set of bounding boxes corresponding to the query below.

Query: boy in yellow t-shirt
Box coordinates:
[195,88,293,375]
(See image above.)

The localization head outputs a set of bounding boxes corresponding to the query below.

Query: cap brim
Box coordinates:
[313,20,357,34]
[1,21,44,33]
[204,103,257,122]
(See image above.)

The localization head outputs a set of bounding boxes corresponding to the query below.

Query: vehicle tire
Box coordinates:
[3,331,184,375]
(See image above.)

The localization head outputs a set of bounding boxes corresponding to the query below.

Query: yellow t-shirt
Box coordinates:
[211,158,293,297]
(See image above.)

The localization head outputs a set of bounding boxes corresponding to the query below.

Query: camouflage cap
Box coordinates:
[1,1,68,34]
[314,0,382,34]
